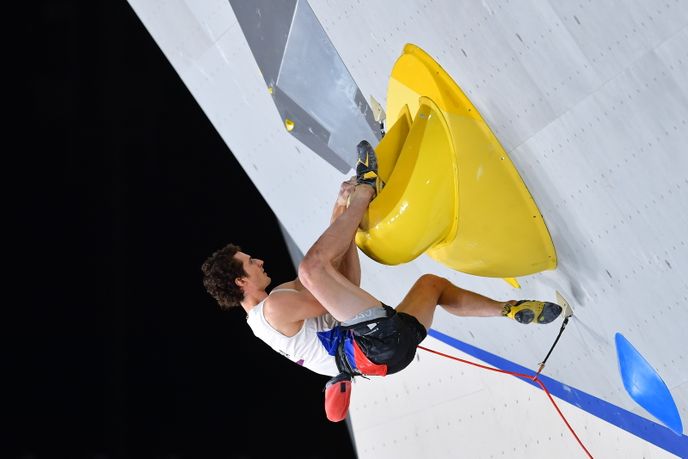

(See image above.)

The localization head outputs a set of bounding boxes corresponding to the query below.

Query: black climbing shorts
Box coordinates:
[344,304,427,375]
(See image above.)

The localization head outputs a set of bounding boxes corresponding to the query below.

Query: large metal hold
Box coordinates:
[229,0,382,172]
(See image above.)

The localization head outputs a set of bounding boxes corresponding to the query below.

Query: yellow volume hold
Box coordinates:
[355,44,557,278]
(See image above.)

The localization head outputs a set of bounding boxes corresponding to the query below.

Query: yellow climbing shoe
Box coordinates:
[502,300,562,324]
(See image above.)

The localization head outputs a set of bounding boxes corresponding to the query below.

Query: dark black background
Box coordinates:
[14,2,356,458]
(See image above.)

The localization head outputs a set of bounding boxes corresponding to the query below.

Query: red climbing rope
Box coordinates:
[417,345,594,458]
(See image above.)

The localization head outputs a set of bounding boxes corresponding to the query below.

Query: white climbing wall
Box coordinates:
[349,336,678,459]
[128,0,688,457]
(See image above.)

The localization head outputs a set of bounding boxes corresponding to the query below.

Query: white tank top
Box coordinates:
[246,288,341,376]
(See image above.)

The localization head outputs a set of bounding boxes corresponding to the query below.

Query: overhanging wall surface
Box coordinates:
[128,0,688,456]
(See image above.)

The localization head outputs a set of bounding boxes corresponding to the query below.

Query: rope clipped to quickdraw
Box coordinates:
[418,310,593,458]
[533,315,570,378]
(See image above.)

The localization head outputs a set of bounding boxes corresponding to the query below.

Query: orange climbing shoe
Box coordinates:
[503,300,562,324]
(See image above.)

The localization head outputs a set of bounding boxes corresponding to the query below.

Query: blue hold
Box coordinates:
[615,332,683,435]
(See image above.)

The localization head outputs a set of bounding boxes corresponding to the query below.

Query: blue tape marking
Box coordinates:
[427,328,688,458]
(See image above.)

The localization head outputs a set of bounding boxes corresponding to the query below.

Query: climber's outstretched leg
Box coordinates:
[396,274,562,331]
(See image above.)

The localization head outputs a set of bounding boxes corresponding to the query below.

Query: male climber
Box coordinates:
[201,140,563,422]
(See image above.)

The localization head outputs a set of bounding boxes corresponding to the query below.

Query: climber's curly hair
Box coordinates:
[201,243,246,310]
